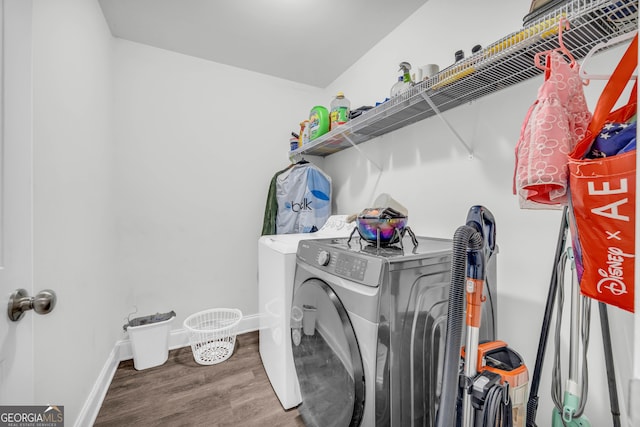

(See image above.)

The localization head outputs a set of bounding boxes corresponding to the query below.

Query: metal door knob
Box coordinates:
[8,288,57,321]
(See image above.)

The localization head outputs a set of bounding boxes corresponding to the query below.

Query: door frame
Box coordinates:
[0,0,35,404]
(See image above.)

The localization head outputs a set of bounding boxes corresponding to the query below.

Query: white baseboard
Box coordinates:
[236,313,260,336]
[75,313,260,426]
[74,345,121,427]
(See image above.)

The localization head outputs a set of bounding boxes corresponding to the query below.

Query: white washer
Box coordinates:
[258,215,354,410]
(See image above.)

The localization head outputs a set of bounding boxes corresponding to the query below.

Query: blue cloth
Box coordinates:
[588,121,636,158]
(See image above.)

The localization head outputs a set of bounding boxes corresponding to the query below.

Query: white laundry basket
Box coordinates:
[183,308,243,365]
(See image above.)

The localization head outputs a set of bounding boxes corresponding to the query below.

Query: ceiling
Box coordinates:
[97,0,428,88]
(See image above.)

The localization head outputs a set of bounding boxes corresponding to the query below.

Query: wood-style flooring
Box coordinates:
[94,331,305,427]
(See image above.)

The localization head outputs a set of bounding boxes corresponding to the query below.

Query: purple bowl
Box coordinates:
[356,216,408,244]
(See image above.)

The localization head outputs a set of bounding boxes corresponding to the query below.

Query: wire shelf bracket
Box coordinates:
[419,92,473,157]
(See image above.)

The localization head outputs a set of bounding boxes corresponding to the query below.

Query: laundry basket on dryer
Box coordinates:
[183,308,243,365]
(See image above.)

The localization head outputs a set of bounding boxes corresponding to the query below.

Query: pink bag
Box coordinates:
[513,50,592,209]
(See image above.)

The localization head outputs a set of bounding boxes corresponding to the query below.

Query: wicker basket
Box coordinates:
[183,308,243,365]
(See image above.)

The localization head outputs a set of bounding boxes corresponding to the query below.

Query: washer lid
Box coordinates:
[259,234,308,254]
[259,215,356,254]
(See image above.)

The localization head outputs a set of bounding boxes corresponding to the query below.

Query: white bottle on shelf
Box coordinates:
[330,92,350,130]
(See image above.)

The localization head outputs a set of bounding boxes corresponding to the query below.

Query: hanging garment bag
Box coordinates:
[567,35,637,313]
[275,162,332,234]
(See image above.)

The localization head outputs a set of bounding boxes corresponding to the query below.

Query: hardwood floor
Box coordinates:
[94,331,305,427]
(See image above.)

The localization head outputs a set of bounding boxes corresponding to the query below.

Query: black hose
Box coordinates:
[436,225,482,427]
[482,384,512,426]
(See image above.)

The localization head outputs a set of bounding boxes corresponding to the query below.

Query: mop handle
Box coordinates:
[568,248,579,383]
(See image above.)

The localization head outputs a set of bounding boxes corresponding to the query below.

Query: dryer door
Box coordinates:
[291,278,365,427]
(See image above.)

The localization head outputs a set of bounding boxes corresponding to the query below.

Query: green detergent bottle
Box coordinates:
[309,106,329,140]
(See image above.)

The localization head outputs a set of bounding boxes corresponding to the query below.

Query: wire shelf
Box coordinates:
[291,0,638,159]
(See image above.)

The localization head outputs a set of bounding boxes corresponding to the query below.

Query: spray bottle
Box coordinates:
[390,62,413,97]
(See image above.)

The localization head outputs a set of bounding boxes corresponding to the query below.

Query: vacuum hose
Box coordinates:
[436,225,483,427]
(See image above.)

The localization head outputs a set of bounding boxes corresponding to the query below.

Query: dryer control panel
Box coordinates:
[334,253,368,282]
[297,240,384,287]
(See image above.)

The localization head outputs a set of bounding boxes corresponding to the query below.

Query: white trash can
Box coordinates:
[124,311,176,370]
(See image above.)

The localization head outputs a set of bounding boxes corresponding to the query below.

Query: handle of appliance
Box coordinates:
[7,288,57,321]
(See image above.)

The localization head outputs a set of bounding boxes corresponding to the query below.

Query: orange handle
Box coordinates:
[466,278,485,328]
[588,34,638,136]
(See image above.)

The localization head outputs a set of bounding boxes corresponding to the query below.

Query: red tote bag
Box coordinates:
[568,34,637,312]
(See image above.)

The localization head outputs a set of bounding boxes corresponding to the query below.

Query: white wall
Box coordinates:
[112,40,322,330]
[31,0,120,423]
[29,1,323,422]
[322,0,635,425]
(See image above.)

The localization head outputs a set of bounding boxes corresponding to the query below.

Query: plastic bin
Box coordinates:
[303,304,317,336]
[124,311,176,370]
[183,308,243,365]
